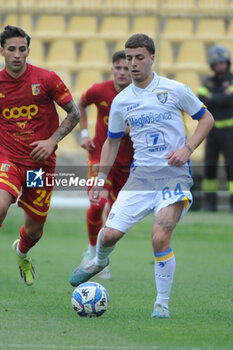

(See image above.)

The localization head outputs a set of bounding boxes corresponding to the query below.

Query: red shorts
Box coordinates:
[87,159,130,204]
[0,158,55,223]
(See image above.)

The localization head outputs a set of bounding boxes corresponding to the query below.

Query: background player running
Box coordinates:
[0,25,80,285]
[70,34,214,318]
[77,50,133,279]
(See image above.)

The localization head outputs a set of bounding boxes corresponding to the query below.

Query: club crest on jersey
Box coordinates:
[32,84,40,96]
[156,91,168,104]
[0,163,11,172]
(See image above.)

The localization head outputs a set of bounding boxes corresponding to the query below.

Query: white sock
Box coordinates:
[94,229,115,267]
[17,243,27,258]
[88,244,96,256]
[154,248,176,309]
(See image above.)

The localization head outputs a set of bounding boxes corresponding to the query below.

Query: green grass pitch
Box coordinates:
[0,206,232,350]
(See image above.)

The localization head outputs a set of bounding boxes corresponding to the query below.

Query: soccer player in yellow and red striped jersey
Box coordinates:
[0,25,80,285]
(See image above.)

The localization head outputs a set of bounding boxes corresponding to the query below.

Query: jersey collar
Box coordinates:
[132,72,160,95]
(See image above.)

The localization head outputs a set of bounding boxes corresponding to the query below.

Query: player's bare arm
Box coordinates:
[78,98,96,151]
[167,109,214,166]
[89,137,121,204]
[30,100,80,161]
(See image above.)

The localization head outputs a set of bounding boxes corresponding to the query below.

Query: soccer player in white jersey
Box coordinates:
[70,34,214,318]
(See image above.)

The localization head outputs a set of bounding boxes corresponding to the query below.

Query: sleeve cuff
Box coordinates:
[107,131,124,139]
[191,106,206,120]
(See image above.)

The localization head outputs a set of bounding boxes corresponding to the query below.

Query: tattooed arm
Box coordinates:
[30,100,80,161]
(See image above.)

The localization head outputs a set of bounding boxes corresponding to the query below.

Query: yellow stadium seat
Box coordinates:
[115,40,126,52]
[133,0,158,13]
[37,0,69,11]
[27,39,45,67]
[3,14,33,34]
[226,20,233,40]
[72,0,102,12]
[0,0,18,12]
[161,19,193,42]
[161,0,197,14]
[157,40,174,74]
[103,0,132,13]
[175,41,209,74]
[45,40,77,70]
[198,0,227,16]
[129,17,157,39]
[34,15,65,41]
[66,16,97,41]
[21,0,37,11]
[99,16,129,41]
[195,20,225,43]
[76,39,109,71]
[174,71,200,94]
[56,132,80,157]
[73,69,103,100]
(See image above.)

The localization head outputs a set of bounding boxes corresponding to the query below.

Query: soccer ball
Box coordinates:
[71,282,109,317]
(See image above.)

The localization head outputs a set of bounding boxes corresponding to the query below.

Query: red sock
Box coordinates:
[18,225,43,254]
[0,224,2,227]
[86,197,107,246]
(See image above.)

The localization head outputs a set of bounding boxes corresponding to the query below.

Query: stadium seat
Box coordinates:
[115,40,126,52]
[21,0,37,11]
[72,0,102,12]
[226,20,233,40]
[174,71,200,94]
[103,0,132,14]
[99,16,129,41]
[66,16,97,41]
[129,17,157,39]
[197,0,227,16]
[175,41,209,74]
[161,19,193,42]
[76,39,109,71]
[27,39,45,67]
[37,0,69,11]
[161,0,197,15]
[73,69,103,100]
[45,39,77,70]
[34,15,65,41]
[0,0,18,12]
[132,0,158,13]
[56,132,80,157]
[195,20,225,43]
[157,40,174,74]
[2,14,33,34]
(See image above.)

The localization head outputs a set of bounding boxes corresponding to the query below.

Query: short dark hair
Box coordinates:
[0,25,31,48]
[125,33,155,55]
[112,50,126,63]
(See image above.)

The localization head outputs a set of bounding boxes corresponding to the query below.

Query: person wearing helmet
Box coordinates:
[198,45,233,212]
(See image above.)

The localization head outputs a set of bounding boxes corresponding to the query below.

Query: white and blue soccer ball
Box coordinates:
[71,282,109,317]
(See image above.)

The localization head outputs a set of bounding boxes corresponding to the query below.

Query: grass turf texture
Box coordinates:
[0,206,232,350]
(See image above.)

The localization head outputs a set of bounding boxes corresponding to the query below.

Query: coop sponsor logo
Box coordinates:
[2,104,39,120]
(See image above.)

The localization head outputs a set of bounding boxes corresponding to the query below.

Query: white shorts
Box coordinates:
[105,175,193,233]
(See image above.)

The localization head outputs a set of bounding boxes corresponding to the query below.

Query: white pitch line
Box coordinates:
[0,344,223,350]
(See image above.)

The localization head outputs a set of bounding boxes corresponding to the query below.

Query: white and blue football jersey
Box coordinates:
[108,73,205,179]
